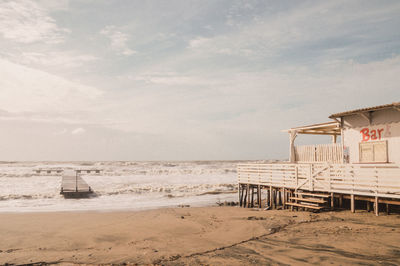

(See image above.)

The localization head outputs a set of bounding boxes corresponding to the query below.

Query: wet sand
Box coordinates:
[1,207,400,265]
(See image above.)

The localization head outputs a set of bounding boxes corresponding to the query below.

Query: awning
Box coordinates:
[283,121,341,136]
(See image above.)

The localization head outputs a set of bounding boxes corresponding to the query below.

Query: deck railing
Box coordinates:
[237,163,400,199]
[295,143,342,163]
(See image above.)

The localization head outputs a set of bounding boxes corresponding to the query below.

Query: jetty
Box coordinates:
[238,102,400,216]
[61,170,92,197]
[60,170,99,198]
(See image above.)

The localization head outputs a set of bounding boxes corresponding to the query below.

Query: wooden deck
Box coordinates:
[237,163,400,215]
[61,170,93,198]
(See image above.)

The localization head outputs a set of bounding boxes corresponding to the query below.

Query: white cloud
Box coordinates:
[16,51,98,68]
[185,1,400,60]
[188,37,211,49]
[0,0,69,44]
[100,26,136,56]
[71,127,86,135]
[130,72,204,86]
[54,128,67,135]
[0,57,103,116]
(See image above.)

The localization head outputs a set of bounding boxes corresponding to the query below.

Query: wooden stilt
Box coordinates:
[282,188,286,209]
[367,201,371,212]
[266,188,270,208]
[250,186,254,208]
[386,203,389,215]
[269,186,273,209]
[242,184,245,207]
[374,196,379,216]
[239,184,243,207]
[331,192,334,209]
[246,185,250,208]
[258,185,262,207]
[339,194,343,208]
[351,194,355,213]
[277,190,282,206]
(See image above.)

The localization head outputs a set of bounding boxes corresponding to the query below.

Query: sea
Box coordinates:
[0,160,265,213]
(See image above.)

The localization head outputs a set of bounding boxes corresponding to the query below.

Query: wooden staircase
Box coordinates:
[285,191,329,211]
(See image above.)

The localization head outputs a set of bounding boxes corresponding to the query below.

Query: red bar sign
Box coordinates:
[360,128,384,142]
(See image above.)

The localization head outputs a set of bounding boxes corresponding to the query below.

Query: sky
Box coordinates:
[0,0,400,161]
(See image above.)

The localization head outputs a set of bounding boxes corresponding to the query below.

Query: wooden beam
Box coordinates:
[341,195,400,205]
[351,194,355,213]
[296,131,341,136]
[360,112,372,125]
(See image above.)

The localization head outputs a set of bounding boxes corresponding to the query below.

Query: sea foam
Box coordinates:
[0,161,249,212]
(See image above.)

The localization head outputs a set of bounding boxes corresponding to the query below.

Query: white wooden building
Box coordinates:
[330,102,400,164]
[287,102,400,164]
[237,102,400,215]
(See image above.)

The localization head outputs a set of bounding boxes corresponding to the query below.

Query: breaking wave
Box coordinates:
[0,161,256,212]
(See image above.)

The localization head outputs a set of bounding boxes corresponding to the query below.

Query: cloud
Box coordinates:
[0,57,103,118]
[185,1,400,63]
[1,1,400,160]
[100,26,136,56]
[71,127,86,135]
[0,0,69,44]
[15,51,98,68]
[54,128,67,135]
[129,72,204,86]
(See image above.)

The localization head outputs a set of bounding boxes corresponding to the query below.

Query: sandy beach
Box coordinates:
[1,207,400,265]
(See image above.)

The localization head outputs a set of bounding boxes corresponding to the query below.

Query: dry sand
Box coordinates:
[1,207,400,265]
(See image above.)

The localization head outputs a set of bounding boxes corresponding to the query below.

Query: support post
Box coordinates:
[289,131,297,163]
[386,204,390,215]
[250,186,254,208]
[239,184,244,207]
[367,201,371,212]
[282,188,286,209]
[351,194,355,213]
[269,186,273,209]
[374,196,379,216]
[244,184,249,208]
[331,192,334,209]
[278,189,282,207]
[339,194,343,208]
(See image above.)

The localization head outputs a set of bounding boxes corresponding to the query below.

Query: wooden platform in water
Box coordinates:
[61,170,93,198]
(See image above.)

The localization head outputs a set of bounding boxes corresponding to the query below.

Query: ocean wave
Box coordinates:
[0,183,237,201]
[0,194,59,201]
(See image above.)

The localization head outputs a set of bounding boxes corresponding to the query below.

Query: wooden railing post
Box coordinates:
[309,164,313,191]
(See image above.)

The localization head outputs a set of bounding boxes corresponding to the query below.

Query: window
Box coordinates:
[359,141,388,163]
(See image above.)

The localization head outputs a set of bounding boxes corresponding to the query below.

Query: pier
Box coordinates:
[60,170,93,198]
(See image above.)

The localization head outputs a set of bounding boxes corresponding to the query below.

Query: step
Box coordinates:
[294,192,330,198]
[289,197,326,204]
[285,202,323,210]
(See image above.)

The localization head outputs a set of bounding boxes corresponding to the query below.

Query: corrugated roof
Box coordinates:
[329,102,400,118]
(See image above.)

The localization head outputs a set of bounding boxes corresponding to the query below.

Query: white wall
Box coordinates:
[342,108,400,164]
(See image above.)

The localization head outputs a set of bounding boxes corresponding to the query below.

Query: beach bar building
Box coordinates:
[238,102,400,215]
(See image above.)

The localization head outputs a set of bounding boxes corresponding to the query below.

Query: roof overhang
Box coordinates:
[329,102,400,119]
[283,121,341,136]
